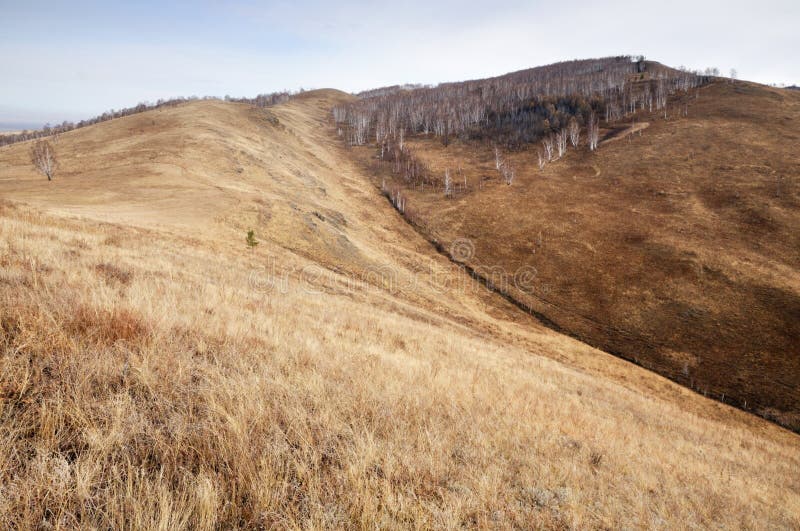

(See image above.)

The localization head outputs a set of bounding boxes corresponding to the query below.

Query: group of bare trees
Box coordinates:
[333,57,709,155]
[535,115,585,168]
[377,134,478,199]
[494,147,515,184]
[383,184,406,214]
[568,118,580,147]
[379,137,433,189]
[224,91,291,108]
[535,122,578,170]
[334,56,711,188]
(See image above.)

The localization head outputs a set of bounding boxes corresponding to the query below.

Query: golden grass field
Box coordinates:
[0,91,799,528]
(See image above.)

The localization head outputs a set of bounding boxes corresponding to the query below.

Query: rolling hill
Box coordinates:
[0,88,799,528]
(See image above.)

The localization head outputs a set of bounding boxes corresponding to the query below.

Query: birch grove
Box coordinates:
[333,56,707,155]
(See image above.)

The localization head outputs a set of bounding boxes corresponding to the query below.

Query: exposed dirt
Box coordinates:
[600,121,650,145]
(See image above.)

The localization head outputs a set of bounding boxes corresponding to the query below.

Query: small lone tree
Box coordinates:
[30,139,57,181]
[246,229,258,250]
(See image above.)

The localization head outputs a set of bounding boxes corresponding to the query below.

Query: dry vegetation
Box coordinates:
[0,91,798,528]
[353,80,800,432]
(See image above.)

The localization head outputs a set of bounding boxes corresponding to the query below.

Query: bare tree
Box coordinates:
[30,139,58,181]
[537,149,546,170]
[587,113,599,151]
[388,187,406,213]
[501,163,515,185]
[352,112,369,145]
[542,136,554,161]
[568,118,580,147]
[556,129,568,158]
[444,168,453,197]
[494,146,503,170]
[729,68,737,84]
[493,145,516,184]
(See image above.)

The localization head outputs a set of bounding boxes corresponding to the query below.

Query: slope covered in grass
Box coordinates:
[0,92,798,528]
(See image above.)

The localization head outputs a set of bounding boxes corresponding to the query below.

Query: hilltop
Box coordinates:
[0,84,799,527]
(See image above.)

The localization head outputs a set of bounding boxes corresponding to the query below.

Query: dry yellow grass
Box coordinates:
[0,93,798,529]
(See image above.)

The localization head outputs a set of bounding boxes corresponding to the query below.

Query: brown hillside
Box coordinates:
[352,80,800,430]
[1,90,799,527]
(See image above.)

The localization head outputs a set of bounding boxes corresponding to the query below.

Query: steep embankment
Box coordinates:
[0,92,798,528]
[353,80,800,431]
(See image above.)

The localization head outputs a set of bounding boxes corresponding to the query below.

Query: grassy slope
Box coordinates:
[359,80,800,431]
[0,92,798,528]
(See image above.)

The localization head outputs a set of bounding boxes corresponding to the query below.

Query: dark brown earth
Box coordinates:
[350,80,800,431]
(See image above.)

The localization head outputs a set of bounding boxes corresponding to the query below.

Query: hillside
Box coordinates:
[347,79,800,431]
[0,92,799,528]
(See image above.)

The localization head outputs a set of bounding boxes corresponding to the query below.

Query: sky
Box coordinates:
[1,0,798,128]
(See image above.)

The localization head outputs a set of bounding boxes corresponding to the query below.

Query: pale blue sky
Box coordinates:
[1,0,798,128]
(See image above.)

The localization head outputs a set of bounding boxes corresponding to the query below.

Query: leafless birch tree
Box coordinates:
[30,139,58,181]
[587,113,599,151]
[568,118,580,147]
[556,129,568,158]
[494,146,503,170]
[542,136,554,161]
[501,164,515,185]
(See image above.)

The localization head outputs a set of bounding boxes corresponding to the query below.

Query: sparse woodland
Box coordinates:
[333,57,710,193]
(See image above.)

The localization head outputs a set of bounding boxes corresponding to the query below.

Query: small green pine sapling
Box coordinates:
[246,229,258,250]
